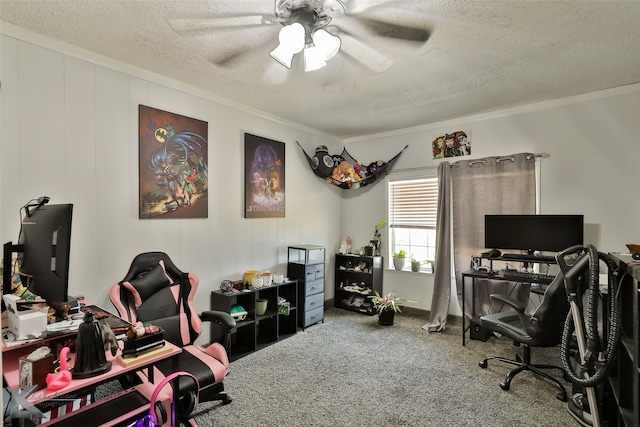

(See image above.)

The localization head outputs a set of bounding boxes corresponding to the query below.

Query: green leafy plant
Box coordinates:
[393,249,407,259]
[368,291,416,314]
[411,258,425,271]
[373,219,387,241]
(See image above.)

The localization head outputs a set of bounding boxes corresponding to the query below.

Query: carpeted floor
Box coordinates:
[184,307,576,427]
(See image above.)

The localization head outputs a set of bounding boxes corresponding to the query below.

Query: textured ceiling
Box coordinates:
[1,1,639,139]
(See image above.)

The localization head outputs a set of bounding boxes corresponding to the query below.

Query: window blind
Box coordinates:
[388,178,438,229]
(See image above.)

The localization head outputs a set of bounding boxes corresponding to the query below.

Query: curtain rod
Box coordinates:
[451,153,550,167]
[390,152,549,172]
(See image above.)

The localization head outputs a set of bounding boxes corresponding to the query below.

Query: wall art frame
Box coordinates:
[138,105,209,219]
[244,133,285,218]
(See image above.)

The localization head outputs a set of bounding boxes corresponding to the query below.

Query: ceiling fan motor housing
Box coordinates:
[275,0,338,33]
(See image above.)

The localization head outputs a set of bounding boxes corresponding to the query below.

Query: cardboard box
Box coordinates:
[8,309,48,339]
[3,294,48,339]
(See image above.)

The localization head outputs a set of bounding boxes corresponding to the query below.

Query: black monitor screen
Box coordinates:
[17,203,73,303]
[485,214,584,253]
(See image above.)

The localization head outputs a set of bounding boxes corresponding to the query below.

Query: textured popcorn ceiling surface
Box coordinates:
[1,1,639,138]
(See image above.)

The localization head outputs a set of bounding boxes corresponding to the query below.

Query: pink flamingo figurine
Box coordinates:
[46,346,72,391]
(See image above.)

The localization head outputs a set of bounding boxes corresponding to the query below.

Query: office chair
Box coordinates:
[478,272,570,401]
[110,251,236,422]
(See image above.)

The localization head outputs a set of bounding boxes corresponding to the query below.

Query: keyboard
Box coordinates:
[501,253,556,262]
[81,305,133,333]
[502,270,556,284]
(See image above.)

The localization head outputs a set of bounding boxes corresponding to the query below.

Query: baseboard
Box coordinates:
[324,297,462,325]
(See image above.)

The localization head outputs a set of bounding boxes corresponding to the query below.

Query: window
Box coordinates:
[388,176,438,272]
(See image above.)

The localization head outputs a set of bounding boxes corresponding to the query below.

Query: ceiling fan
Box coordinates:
[167,0,431,75]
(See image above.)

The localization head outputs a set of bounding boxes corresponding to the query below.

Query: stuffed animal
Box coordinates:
[311,145,334,177]
[347,165,361,182]
[99,321,118,357]
[331,161,354,188]
[353,162,365,179]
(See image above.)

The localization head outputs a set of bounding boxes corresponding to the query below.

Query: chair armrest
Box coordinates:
[489,293,526,313]
[200,310,236,330]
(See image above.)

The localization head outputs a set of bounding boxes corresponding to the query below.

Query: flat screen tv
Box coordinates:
[484,214,584,254]
[15,203,74,303]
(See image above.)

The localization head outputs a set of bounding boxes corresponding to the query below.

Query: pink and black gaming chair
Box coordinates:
[110,252,235,421]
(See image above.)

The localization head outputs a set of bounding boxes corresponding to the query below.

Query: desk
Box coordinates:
[461,268,555,346]
[2,306,181,425]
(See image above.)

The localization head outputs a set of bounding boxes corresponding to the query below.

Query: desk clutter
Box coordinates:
[3,302,166,390]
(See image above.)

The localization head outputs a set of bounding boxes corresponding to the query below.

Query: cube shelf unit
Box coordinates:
[604,254,639,426]
[210,280,298,361]
[287,245,325,330]
[334,253,383,315]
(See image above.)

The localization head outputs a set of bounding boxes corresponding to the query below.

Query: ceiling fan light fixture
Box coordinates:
[304,45,327,72]
[303,29,341,72]
[270,22,306,68]
[313,29,341,61]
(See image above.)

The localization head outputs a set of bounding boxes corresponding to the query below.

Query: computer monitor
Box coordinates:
[484,214,584,254]
[12,203,74,303]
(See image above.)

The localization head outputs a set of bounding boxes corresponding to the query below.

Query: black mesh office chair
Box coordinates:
[478,272,570,401]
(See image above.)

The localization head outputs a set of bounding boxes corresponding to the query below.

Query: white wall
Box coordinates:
[2,28,639,328]
[0,34,344,340]
[342,85,640,316]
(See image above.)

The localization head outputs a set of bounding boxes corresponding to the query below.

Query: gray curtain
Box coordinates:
[424,153,536,332]
[423,162,451,332]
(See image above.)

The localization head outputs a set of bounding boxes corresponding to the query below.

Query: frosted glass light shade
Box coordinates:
[304,29,341,72]
[270,23,306,68]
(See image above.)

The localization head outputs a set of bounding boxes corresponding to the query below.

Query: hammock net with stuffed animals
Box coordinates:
[297,142,408,189]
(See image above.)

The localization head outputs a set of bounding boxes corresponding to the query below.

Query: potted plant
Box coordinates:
[370,219,387,256]
[368,291,416,325]
[392,249,406,270]
[426,259,436,273]
[410,257,424,272]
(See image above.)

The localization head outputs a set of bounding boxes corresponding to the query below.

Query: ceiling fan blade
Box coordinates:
[209,26,281,68]
[168,15,275,32]
[341,2,432,43]
[338,33,394,73]
[355,17,430,43]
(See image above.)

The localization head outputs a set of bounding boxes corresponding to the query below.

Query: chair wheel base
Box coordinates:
[500,381,510,391]
[479,360,488,368]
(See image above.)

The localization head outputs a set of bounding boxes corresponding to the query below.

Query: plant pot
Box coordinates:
[256,299,268,316]
[411,261,421,272]
[393,257,405,270]
[364,246,374,256]
[378,309,395,326]
[370,240,380,256]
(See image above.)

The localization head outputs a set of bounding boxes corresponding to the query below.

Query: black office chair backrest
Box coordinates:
[116,252,199,347]
[528,273,570,347]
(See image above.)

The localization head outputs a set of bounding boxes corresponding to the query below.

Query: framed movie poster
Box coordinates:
[244,133,285,218]
[138,105,208,219]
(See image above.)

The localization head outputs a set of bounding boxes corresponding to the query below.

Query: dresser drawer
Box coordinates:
[304,306,324,327]
[305,278,324,296]
[314,263,324,279]
[305,292,324,311]
[305,265,316,281]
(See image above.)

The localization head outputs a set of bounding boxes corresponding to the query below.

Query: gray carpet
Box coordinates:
[187,307,576,427]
